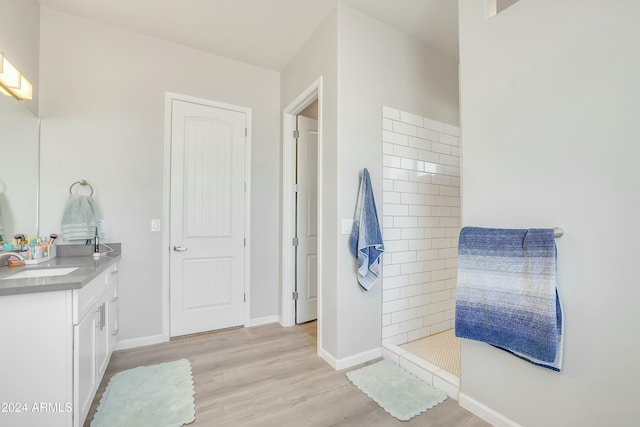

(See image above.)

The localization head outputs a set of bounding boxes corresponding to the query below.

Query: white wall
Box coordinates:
[0,0,39,115]
[459,0,640,425]
[381,106,460,346]
[335,4,459,360]
[38,7,281,343]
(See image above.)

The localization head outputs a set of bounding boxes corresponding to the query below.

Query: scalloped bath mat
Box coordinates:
[91,359,195,427]
[346,359,447,421]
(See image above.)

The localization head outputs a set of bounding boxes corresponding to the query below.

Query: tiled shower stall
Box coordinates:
[381,106,461,347]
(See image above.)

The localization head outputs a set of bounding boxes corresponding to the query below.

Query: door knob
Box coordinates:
[173,245,188,252]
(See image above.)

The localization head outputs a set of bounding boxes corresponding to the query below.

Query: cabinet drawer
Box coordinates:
[74,270,108,325]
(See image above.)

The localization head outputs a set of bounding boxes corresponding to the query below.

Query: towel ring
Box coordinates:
[69,179,94,197]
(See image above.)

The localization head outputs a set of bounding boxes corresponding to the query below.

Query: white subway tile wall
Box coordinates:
[381,106,461,345]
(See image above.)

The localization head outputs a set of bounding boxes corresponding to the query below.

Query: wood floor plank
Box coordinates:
[85,322,490,427]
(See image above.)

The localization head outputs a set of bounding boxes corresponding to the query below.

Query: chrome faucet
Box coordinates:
[0,252,25,264]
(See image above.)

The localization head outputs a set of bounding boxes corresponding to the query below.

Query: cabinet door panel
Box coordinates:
[75,311,97,426]
[96,301,109,379]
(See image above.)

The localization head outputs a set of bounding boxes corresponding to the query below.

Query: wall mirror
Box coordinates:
[0,94,39,245]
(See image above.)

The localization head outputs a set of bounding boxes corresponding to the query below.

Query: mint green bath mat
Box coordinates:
[346,359,447,421]
[91,359,195,427]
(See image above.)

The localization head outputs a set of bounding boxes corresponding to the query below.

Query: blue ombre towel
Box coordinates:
[455,227,564,371]
[349,168,384,291]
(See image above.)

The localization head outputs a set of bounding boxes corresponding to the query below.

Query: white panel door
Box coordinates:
[170,100,246,337]
[296,116,318,324]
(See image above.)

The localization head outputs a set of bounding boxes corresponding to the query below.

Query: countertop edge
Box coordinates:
[0,254,121,297]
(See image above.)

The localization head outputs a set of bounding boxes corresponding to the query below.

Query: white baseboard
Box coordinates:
[318,347,338,369]
[319,346,381,371]
[114,334,167,351]
[114,317,280,352]
[459,393,522,427]
[247,315,280,327]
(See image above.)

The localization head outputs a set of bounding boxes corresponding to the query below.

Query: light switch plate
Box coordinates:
[341,219,353,235]
[151,218,161,232]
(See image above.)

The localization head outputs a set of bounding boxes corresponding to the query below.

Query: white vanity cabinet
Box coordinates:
[0,260,119,427]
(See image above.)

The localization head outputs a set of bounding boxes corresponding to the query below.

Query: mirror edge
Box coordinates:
[35,117,40,238]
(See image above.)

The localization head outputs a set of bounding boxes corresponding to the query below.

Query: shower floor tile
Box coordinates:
[400,329,460,377]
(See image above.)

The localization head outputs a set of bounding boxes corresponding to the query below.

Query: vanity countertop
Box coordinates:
[0,253,121,296]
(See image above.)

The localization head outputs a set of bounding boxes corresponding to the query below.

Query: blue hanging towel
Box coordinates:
[349,168,384,291]
[455,227,564,371]
[61,194,98,241]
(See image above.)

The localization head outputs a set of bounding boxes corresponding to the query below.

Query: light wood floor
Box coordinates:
[85,322,490,427]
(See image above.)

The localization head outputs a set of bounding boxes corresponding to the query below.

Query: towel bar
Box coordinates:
[554,227,564,238]
[69,179,94,197]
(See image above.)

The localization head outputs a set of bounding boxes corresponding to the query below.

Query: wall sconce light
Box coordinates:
[0,52,33,100]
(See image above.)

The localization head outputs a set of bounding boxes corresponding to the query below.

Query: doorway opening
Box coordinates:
[281,78,323,351]
[380,105,461,384]
[294,102,318,324]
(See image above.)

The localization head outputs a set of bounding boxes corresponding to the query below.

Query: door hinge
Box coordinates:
[244,238,247,247]
[244,293,246,302]
[292,237,299,246]
[293,129,300,139]
[293,184,298,193]
[292,291,299,300]
[244,182,247,192]
[245,128,248,137]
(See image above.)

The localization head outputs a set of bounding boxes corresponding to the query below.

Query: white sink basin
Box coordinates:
[2,267,79,280]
